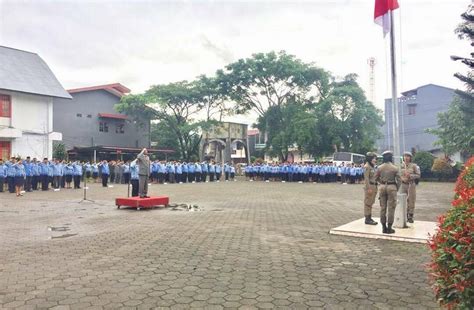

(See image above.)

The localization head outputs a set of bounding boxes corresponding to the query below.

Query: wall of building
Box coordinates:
[378,85,455,153]
[53,90,150,149]
[0,90,55,159]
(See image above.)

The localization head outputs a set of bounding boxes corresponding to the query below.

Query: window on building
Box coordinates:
[99,122,108,132]
[76,113,82,117]
[115,124,125,134]
[0,94,11,118]
[0,141,11,160]
[408,105,416,115]
[87,114,92,118]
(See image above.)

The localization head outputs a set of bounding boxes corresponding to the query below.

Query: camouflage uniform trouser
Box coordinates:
[401,183,416,218]
[364,185,377,217]
[379,184,397,224]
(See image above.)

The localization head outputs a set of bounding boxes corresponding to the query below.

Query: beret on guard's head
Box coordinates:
[382,150,393,156]
[403,151,413,157]
[366,152,377,157]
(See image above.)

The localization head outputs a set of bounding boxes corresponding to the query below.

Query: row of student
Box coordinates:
[244,162,365,183]
[0,158,240,195]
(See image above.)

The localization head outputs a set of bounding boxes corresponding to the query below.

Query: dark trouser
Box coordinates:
[182,172,187,183]
[110,172,115,183]
[202,172,207,182]
[216,173,221,181]
[61,176,65,188]
[102,174,109,187]
[225,172,229,181]
[195,172,201,182]
[7,176,15,193]
[53,176,60,189]
[41,175,49,191]
[210,173,214,182]
[24,176,32,191]
[73,175,81,189]
[157,172,164,184]
[131,179,139,197]
[188,172,195,182]
[231,173,235,180]
[0,177,4,192]
[124,172,131,184]
[32,175,38,190]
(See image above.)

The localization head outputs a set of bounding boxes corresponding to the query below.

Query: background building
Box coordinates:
[0,46,71,160]
[53,83,151,160]
[377,84,465,161]
[201,122,249,164]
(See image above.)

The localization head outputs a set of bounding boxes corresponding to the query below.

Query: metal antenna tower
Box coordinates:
[367,57,377,104]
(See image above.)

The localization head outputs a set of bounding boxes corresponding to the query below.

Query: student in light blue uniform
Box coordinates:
[31,159,40,191]
[52,160,62,189]
[230,165,236,181]
[99,160,109,187]
[176,162,183,183]
[208,162,215,182]
[64,162,74,189]
[182,162,188,183]
[201,162,208,182]
[195,162,202,183]
[0,159,6,192]
[215,163,222,182]
[188,162,195,183]
[23,157,33,192]
[6,158,17,193]
[73,162,83,189]
[130,160,139,197]
[14,159,26,196]
[224,163,230,181]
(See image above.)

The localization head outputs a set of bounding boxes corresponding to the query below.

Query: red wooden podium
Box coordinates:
[116,196,170,210]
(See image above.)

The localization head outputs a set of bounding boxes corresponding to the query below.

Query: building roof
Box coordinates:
[400,83,455,97]
[0,46,72,99]
[68,83,130,98]
[248,128,259,136]
[98,113,128,120]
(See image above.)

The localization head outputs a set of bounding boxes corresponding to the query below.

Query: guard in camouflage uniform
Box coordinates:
[401,152,421,223]
[363,152,378,225]
[375,151,401,234]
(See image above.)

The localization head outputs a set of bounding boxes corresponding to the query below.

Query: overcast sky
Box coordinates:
[0,0,471,124]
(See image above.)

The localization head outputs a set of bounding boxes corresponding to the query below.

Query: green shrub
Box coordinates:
[414,151,435,176]
[432,158,454,181]
[428,156,474,309]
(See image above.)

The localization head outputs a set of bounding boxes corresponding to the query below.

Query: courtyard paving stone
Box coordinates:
[0,180,452,308]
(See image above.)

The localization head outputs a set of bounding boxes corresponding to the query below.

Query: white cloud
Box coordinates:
[0,0,471,118]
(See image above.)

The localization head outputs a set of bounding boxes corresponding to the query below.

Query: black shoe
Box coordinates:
[407,218,414,223]
[407,214,414,223]
[365,216,378,225]
[382,223,388,234]
[386,224,395,234]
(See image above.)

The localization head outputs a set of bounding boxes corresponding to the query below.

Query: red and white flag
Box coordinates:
[374,0,399,36]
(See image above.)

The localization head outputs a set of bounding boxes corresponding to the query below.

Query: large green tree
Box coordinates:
[117,77,229,161]
[217,51,330,117]
[316,74,383,155]
[431,5,474,156]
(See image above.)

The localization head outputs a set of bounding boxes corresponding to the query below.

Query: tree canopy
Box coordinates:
[430,5,474,157]
[117,51,382,161]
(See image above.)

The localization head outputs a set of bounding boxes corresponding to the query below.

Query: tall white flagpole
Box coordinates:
[389,10,401,168]
[389,9,407,228]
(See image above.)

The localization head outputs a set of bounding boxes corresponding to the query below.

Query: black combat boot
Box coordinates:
[365,216,378,225]
[407,214,414,223]
[386,223,395,234]
[382,223,388,234]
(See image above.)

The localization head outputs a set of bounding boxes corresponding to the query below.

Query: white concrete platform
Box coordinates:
[329,218,438,243]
